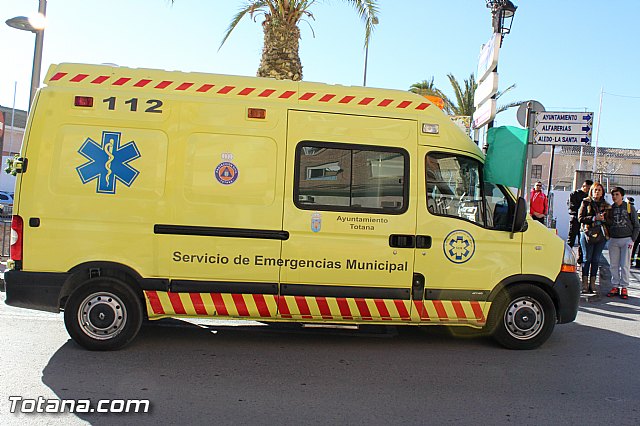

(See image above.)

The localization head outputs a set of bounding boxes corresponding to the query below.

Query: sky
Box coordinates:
[1,0,639,150]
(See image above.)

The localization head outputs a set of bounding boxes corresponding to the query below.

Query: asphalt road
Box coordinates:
[0,276,639,426]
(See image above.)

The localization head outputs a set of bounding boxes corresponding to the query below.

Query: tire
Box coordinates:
[64,277,143,351]
[487,284,556,350]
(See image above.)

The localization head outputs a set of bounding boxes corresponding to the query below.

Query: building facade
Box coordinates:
[531,145,640,193]
[0,105,27,157]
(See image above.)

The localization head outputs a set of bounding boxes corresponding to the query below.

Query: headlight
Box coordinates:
[561,243,577,272]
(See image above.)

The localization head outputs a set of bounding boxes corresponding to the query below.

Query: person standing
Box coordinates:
[578,182,611,294]
[567,179,593,264]
[627,197,640,268]
[529,181,548,224]
[606,187,640,300]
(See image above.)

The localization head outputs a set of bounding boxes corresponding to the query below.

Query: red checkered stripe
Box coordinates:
[414,300,488,325]
[144,290,413,321]
[49,72,431,111]
[145,290,278,318]
[278,295,412,321]
[145,290,487,325]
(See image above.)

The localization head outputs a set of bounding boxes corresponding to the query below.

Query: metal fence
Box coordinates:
[594,173,640,195]
[575,171,640,194]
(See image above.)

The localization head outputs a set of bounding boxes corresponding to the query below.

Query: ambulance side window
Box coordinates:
[294,142,408,214]
[484,182,514,231]
[425,153,484,225]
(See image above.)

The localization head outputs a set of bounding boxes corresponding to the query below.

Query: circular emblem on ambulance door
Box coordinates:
[215,162,239,185]
[443,230,475,264]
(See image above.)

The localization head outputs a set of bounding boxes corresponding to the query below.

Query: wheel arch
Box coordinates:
[488,274,559,321]
[59,261,146,311]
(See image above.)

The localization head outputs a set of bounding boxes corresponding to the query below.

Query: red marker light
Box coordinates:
[247,108,266,119]
[74,96,94,107]
[10,215,23,262]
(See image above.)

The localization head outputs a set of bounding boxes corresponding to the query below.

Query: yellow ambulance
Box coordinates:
[3,63,580,350]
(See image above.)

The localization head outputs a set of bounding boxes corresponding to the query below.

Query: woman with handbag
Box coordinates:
[578,182,612,294]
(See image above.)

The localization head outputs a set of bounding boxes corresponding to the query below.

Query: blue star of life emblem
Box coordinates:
[76,131,141,194]
[443,230,475,264]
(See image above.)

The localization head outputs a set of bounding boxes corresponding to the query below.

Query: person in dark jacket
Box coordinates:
[567,179,593,263]
[578,182,612,294]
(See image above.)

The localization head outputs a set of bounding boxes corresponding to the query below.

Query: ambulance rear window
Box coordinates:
[294,142,408,214]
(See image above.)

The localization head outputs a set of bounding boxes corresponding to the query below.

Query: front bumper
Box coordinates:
[553,271,581,323]
[4,270,70,313]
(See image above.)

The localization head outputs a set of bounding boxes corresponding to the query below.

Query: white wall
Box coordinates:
[549,191,570,240]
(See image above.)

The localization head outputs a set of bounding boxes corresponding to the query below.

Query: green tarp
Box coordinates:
[484,126,529,188]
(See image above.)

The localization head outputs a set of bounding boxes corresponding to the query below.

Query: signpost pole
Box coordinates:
[579,145,583,171]
[520,101,535,201]
[546,144,556,197]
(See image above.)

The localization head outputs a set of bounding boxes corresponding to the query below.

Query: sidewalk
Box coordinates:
[579,248,640,302]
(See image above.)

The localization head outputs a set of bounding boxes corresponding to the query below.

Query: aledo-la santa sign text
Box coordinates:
[533,111,594,145]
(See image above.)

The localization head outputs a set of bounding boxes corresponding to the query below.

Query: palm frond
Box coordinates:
[447,73,476,116]
[219,1,269,50]
[497,100,525,115]
[409,77,438,94]
[496,83,516,100]
[344,0,380,49]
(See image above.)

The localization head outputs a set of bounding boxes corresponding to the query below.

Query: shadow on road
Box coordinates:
[39,310,640,426]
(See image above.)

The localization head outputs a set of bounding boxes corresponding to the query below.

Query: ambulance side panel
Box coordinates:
[18,88,170,279]
[17,83,289,316]
[148,97,288,318]
[161,98,287,284]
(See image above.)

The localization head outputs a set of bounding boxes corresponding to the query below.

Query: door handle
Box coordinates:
[389,234,415,248]
[416,235,432,249]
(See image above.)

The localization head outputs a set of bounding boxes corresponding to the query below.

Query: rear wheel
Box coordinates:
[488,284,556,350]
[64,277,143,350]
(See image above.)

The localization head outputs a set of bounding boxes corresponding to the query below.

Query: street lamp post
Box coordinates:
[487,0,517,42]
[5,0,47,111]
[479,0,517,148]
[363,16,379,87]
[481,0,517,134]
[484,2,532,200]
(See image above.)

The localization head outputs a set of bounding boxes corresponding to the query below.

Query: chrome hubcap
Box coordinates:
[77,292,127,340]
[504,296,544,340]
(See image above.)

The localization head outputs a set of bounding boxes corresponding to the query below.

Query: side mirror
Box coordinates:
[512,196,527,232]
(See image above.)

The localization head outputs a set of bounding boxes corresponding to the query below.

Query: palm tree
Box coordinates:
[411,73,521,117]
[171,1,379,81]
[409,77,445,98]
[443,73,476,116]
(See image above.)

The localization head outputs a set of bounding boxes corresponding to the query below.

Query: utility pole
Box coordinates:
[592,87,604,175]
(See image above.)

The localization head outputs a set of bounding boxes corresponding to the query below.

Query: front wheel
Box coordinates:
[488,284,556,350]
[64,277,143,350]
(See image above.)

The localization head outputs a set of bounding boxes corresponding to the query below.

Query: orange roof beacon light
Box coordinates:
[424,95,445,111]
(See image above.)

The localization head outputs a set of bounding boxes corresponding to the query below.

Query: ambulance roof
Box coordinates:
[44,63,482,158]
